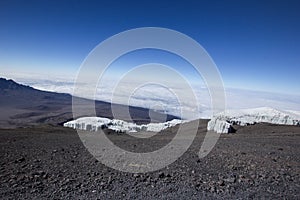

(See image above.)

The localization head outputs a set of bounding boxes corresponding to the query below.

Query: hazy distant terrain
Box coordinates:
[0,78,177,128]
[4,75,300,119]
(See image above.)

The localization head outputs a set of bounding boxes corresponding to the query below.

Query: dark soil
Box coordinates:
[0,121,299,199]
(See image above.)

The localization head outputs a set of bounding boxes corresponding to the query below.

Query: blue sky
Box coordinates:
[1,0,300,95]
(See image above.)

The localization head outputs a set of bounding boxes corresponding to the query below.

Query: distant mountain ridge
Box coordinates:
[0,78,178,128]
[0,78,30,90]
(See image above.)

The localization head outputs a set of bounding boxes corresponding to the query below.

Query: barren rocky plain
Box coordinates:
[0,121,299,199]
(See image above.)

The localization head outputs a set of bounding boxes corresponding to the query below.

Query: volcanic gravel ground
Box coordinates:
[0,121,299,199]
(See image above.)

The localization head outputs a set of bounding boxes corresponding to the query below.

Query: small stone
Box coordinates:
[228,165,235,170]
[16,157,25,163]
[108,176,112,184]
[195,182,201,187]
[210,186,216,193]
[75,183,82,188]
[133,173,140,178]
[224,177,236,183]
[158,172,165,178]
[99,181,105,186]
[218,180,225,186]
[239,175,245,179]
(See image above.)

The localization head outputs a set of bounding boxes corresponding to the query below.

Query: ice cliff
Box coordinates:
[207,107,300,133]
[64,117,183,133]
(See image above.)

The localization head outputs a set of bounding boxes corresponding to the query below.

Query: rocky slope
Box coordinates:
[0,78,178,128]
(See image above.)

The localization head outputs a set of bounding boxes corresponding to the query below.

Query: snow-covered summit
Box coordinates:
[208,107,300,133]
[64,117,183,133]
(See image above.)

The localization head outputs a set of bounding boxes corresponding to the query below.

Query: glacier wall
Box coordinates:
[64,107,300,134]
[207,107,300,133]
[64,117,183,133]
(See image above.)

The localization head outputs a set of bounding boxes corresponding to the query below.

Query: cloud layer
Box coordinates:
[5,75,300,120]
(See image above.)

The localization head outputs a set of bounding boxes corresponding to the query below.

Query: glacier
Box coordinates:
[207,107,300,133]
[64,107,300,134]
[64,117,183,133]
